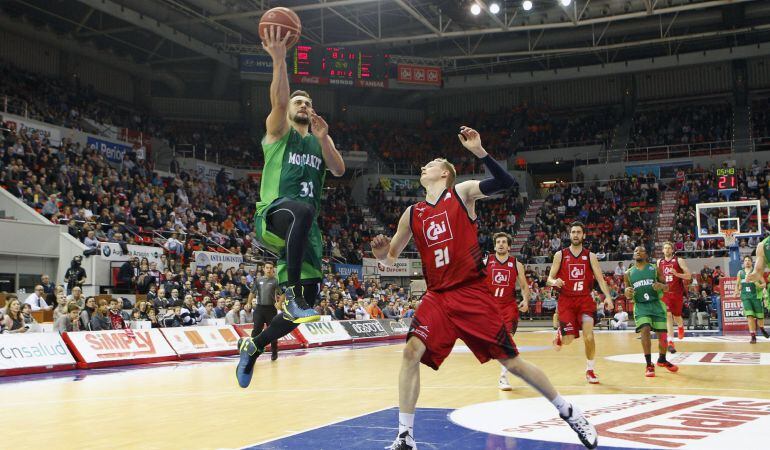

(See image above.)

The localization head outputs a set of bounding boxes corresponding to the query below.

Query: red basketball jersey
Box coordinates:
[410,188,485,291]
[658,257,686,298]
[486,255,518,304]
[555,247,594,296]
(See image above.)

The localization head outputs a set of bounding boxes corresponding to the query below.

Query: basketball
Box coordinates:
[259,7,301,49]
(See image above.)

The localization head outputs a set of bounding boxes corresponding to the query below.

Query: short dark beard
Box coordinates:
[292,114,309,125]
[635,257,645,263]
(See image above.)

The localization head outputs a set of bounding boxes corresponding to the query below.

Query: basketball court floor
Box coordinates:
[3,329,769,449]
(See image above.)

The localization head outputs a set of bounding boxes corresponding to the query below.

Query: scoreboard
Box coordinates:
[715,167,737,191]
[291,45,389,81]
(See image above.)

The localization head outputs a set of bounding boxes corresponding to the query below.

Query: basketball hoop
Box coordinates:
[721,229,737,247]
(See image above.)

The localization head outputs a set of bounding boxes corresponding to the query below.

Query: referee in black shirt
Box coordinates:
[250,262,280,360]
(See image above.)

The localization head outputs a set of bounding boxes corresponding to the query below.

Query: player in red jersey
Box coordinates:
[658,241,692,353]
[371,127,597,450]
[486,231,530,391]
[547,221,613,384]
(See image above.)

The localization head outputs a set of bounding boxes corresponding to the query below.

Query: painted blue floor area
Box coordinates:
[245,407,646,450]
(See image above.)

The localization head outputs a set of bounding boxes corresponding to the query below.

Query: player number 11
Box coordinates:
[434,247,450,268]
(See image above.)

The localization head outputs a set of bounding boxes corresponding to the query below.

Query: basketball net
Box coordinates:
[721,229,738,248]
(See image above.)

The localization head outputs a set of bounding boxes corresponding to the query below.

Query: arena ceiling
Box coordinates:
[3,0,770,78]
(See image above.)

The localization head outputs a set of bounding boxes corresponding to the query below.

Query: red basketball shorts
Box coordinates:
[499,301,520,335]
[408,280,519,370]
[662,293,684,316]
[557,294,597,338]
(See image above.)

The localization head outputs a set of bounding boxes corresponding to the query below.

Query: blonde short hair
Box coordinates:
[434,158,457,188]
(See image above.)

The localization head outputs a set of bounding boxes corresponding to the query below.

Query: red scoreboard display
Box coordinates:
[291,46,388,81]
[716,167,737,191]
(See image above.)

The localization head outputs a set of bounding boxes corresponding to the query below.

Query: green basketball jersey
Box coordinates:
[256,127,326,216]
[627,263,660,303]
[737,269,760,299]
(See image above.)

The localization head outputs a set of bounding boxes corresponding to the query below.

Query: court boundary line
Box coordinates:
[239,405,395,449]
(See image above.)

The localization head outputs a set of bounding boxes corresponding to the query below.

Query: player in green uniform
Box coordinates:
[738,256,769,344]
[624,246,679,378]
[236,25,345,388]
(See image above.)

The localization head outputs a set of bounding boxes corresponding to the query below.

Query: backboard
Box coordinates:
[695,199,762,240]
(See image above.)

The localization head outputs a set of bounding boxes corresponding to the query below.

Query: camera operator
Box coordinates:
[64,255,87,294]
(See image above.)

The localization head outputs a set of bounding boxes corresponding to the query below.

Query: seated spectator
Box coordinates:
[314,299,334,316]
[21,304,40,331]
[135,300,151,320]
[333,300,346,320]
[147,308,160,328]
[240,300,254,324]
[90,300,112,330]
[366,299,384,319]
[611,305,629,330]
[24,285,50,311]
[52,294,69,322]
[355,300,369,320]
[383,301,401,319]
[80,297,96,330]
[54,303,81,333]
[161,303,183,327]
[180,295,199,326]
[67,286,85,308]
[214,298,227,318]
[199,300,216,321]
[41,274,56,295]
[2,298,27,334]
[108,298,129,330]
[225,300,241,325]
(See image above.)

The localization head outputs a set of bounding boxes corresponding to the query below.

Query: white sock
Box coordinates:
[551,395,571,417]
[586,359,595,370]
[398,412,414,437]
[500,364,508,377]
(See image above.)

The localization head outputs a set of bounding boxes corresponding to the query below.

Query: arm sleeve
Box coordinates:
[478,155,517,195]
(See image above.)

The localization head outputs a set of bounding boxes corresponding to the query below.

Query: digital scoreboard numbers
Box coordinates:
[290,46,389,82]
[715,167,737,191]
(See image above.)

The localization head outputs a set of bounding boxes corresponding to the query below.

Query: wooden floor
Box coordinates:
[3,330,769,450]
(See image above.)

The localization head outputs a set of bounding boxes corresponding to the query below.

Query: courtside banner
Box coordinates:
[0,333,76,376]
[297,321,352,347]
[234,325,305,350]
[160,325,240,358]
[341,320,389,340]
[378,318,412,338]
[63,329,177,368]
[719,277,748,333]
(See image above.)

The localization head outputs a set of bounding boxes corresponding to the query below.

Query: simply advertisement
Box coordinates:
[450,394,770,449]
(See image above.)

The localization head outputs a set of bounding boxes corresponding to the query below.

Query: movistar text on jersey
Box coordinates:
[288,152,323,170]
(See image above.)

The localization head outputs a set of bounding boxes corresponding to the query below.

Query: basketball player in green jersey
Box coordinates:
[236,25,345,388]
[738,256,769,343]
[624,246,679,378]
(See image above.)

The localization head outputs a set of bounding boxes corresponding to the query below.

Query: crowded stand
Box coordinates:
[627,102,733,148]
[519,174,659,263]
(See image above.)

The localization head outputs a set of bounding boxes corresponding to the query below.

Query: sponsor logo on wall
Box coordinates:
[341,320,388,338]
[87,136,133,165]
[0,333,75,370]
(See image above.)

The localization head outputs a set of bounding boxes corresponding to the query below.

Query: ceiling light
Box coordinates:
[490,2,501,13]
[470,3,482,15]
[560,0,571,5]
[522,0,533,11]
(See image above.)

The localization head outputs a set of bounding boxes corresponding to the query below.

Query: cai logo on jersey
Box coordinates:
[568,264,585,280]
[450,394,770,449]
[491,269,510,287]
[422,211,454,247]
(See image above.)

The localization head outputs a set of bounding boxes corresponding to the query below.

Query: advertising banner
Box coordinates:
[363,258,422,277]
[340,319,389,340]
[333,263,363,279]
[195,161,234,183]
[160,325,240,358]
[100,242,164,265]
[0,333,76,376]
[397,64,442,86]
[297,321,352,346]
[193,251,243,271]
[378,318,412,337]
[63,329,177,368]
[87,136,133,164]
[234,324,305,350]
[239,54,274,73]
[719,277,748,333]
[4,115,62,146]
